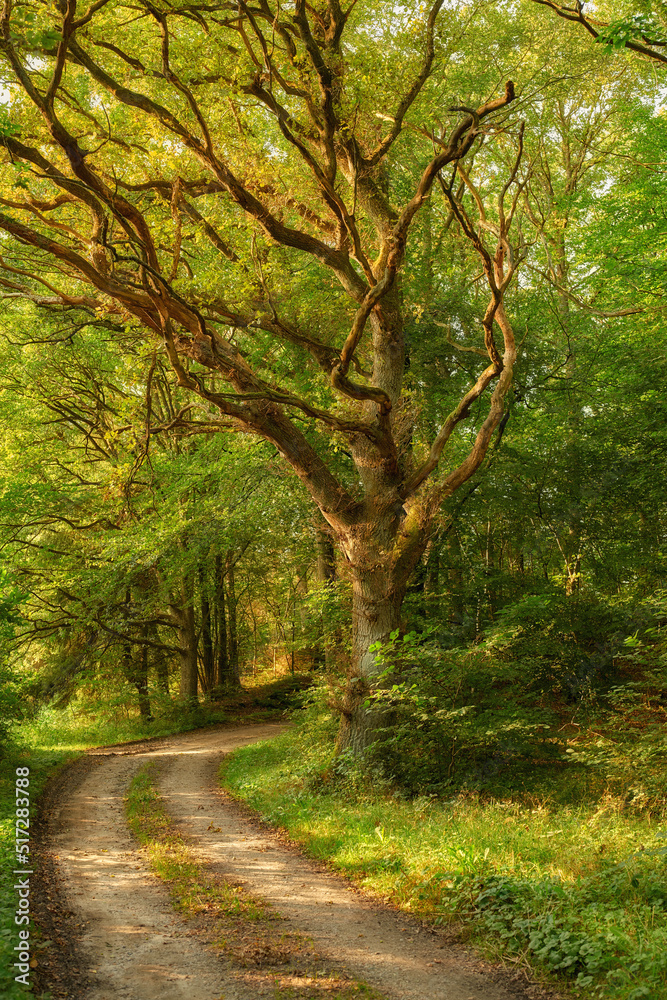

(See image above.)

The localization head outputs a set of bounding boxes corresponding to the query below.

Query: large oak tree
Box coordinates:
[0,0,526,748]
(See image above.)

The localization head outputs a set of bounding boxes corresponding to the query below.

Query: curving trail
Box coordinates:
[37,724,542,1000]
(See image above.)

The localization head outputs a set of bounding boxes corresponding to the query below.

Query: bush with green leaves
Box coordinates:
[358,593,662,795]
[359,626,561,794]
[484,592,635,702]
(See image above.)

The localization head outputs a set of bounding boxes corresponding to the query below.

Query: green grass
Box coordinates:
[17,700,231,753]
[126,762,386,1000]
[16,672,309,753]
[221,715,667,1000]
[0,743,80,999]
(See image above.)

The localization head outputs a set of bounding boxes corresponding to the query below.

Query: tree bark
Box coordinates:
[199,565,215,695]
[336,563,404,754]
[178,602,198,701]
[136,629,153,721]
[315,524,336,586]
[173,574,198,701]
[120,593,153,720]
[122,640,153,720]
[335,501,427,752]
[214,553,231,691]
[314,521,337,669]
[424,534,441,599]
[155,637,171,696]
[226,551,240,687]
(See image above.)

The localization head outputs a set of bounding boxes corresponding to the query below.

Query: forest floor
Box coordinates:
[30,722,569,1000]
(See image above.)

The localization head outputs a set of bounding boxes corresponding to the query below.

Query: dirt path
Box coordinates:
[36,724,553,1000]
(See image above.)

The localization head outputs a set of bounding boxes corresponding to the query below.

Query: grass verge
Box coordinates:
[125,761,383,1000]
[220,715,667,1000]
[17,673,309,754]
[1,743,81,999]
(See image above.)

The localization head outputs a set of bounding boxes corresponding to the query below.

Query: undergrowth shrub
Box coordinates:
[353,592,667,800]
[432,855,667,999]
[361,625,564,794]
[486,592,629,702]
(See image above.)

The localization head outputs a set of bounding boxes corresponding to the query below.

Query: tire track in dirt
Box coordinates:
[46,745,257,1000]
[40,723,554,1000]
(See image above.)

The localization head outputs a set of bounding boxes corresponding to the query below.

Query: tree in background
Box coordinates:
[0,0,665,749]
[0,314,310,712]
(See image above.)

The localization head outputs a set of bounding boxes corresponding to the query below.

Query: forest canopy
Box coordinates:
[0,0,665,752]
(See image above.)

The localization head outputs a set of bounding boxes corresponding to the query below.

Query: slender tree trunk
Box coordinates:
[199,565,215,695]
[295,566,310,668]
[314,522,337,668]
[551,200,583,595]
[214,553,231,691]
[155,639,170,696]
[424,534,441,598]
[178,602,198,701]
[225,550,240,687]
[447,532,465,625]
[174,574,198,701]
[136,628,153,720]
[122,637,134,707]
[122,617,153,720]
[316,524,336,584]
[485,518,497,619]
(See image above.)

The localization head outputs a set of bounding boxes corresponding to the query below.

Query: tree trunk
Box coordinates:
[485,518,497,619]
[316,524,336,585]
[122,631,153,720]
[199,565,215,695]
[334,503,426,753]
[214,553,231,691]
[312,522,337,668]
[423,531,442,618]
[225,550,240,687]
[336,562,404,754]
[136,631,153,721]
[174,574,198,701]
[178,601,198,701]
[155,641,170,696]
[547,169,583,596]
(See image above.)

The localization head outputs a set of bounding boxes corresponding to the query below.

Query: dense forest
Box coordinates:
[0,0,666,751]
[1,2,667,998]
